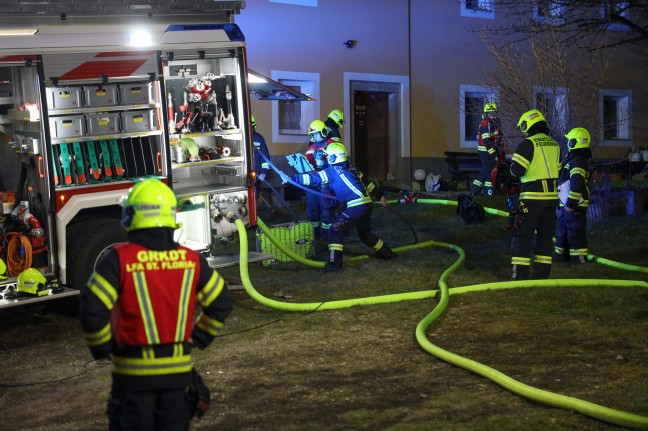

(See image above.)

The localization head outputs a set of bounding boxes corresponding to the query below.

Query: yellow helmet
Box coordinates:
[324,142,348,165]
[17,268,47,296]
[327,109,344,127]
[251,114,256,128]
[565,127,591,151]
[517,109,546,133]
[0,258,7,280]
[309,120,329,141]
[120,178,178,231]
[483,102,498,113]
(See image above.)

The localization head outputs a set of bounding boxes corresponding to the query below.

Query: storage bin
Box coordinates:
[119,83,153,105]
[49,115,85,138]
[83,85,118,107]
[46,86,83,109]
[121,110,156,133]
[87,113,120,135]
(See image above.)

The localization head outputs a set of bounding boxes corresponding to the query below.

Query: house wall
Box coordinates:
[238,0,648,183]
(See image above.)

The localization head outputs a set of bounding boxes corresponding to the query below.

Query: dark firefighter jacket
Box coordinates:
[291,162,372,209]
[80,227,232,390]
[559,147,592,210]
[478,116,502,156]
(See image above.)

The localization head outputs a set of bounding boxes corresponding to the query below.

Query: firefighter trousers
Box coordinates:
[554,207,588,259]
[511,203,556,280]
[108,385,191,431]
[471,151,497,194]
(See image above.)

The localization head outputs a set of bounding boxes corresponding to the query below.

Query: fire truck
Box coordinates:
[0,1,304,308]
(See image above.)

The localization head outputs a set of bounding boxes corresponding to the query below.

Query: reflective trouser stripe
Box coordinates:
[112,354,192,376]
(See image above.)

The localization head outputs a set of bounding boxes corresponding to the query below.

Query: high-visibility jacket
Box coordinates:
[292,162,371,209]
[477,116,502,156]
[510,133,560,203]
[558,147,591,209]
[80,228,232,389]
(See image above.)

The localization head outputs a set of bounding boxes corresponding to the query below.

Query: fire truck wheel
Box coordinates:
[66,218,126,290]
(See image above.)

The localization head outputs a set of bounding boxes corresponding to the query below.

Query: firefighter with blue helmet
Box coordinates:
[80,178,232,430]
[554,127,592,264]
[509,109,561,280]
[471,101,502,196]
[289,142,396,272]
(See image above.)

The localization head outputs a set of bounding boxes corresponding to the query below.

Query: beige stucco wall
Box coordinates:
[238,0,647,173]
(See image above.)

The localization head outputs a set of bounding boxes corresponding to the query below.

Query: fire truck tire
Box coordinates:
[66,218,126,290]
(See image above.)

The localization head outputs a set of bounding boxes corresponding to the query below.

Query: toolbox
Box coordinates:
[49,115,85,138]
[86,112,120,135]
[46,86,83,109]
[119,83,153,105]
[121,110,156,133]
[83,84,119,107]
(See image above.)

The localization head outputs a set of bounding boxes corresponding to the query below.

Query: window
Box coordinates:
[461,0,494,19]
[534,0,564,25]
[601,1,630,31]
[271,71,320,144]
[459,85,499,149]
[270,0,317,6]
[533,86,568,134]
[600,89,631,146]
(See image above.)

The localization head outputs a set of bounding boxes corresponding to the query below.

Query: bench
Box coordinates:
[445,151,481,189]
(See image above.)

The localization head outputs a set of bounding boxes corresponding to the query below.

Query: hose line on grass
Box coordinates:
[244,199,648,429]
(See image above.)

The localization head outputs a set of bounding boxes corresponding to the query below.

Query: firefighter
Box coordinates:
[324,109,344,140]
[554,127,592,264]
[286,142,396,272]
[79,178,232,431]
[509,109,561,280]
[252,115,271,207]
[471,101,503,196]
[304,120,337,238]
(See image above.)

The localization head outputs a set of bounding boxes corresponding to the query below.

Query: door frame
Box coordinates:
[343,72,410,182]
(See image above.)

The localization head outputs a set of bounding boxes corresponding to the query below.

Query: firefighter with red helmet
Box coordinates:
[304,119,337,238]
[288,142,396,272]
[509,109,561,280]
[554,127,592,264]
[471,101,503,196]
[80,178,232,430]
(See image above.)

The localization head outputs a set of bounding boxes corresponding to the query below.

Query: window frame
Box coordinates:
[533,85,568,135]
[599,88,632,147]
[269,0,317,6]
[600,0,631,31]
[533,0,565,25]
[459,85,499,149]
[271,70,320,144]
[460,0,494,19]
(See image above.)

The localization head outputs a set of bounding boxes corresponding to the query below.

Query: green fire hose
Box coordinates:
[239,196,648,429]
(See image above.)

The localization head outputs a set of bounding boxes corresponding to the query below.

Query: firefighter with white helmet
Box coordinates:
[324,108,344,140]
[289,142,396,271]
[471,101,503,196]
[509,109,561,280]
[554,127,592,264]
[304,119,337,238]
[79,178,232,429]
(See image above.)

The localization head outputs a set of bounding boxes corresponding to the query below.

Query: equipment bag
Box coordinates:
[457,193,486,225]
[256,221,315,266]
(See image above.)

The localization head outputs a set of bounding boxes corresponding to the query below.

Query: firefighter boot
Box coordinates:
[532,263,552,280]
[375,243,397,260]
[570,255,587,265]
[511,264,529,281]
[322,249,343,272]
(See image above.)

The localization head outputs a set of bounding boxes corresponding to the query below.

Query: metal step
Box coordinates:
[0,286,79,309]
